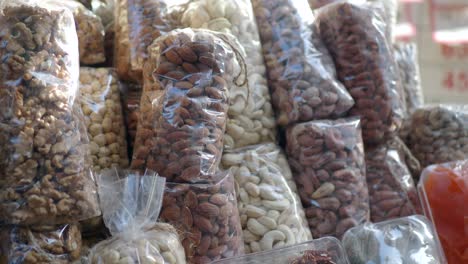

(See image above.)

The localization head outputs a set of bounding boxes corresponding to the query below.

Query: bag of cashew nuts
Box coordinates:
[212,237,350,264]
[89,169,186,264]
[132,28,244,183]
[342,215,446,264]
[160,171,244,263]
[365,141,421,223]
[286,118,370,239]
[0,224,82,264]
[180,0,277,148]
[316,1,405,145]
[404,105,468,168]
[221,143,312,253]
[0,1,100,225]
[121,83,142,157]
[79,67,129,173]
[252,0,354,126]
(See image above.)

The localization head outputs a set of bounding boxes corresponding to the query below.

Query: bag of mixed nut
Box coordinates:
[316,1,405,145]
[89,169,186,264]
[221,143,312,253]
[252,0,354,126]
[180,0,277,148]
[132,28,243,183]
[160,171,244,264]
[0,224,82,264]
[286,118,370,239]
[0,1,100,225]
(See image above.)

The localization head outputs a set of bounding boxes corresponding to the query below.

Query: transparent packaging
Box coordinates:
[0,0,100,225]
[212,237,350,264]
[252,0,354,126]
[342,215,446,264]
[286,118,369,239]
[368,0,398,42]
[221,143,312,253]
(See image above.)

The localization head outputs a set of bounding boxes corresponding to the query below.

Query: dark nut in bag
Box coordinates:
[0,2,100,225]
[286,118,369,239]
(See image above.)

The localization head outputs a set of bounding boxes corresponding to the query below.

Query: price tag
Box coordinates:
[430,0,468,44]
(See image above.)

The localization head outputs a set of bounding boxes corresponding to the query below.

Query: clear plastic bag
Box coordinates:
[0,1,100,225]
[342,215,446,264]
[286,118,369,239]
[121,83,142,157]
[212,237,350,264]
[388,137,422,183]
[180,0,277,148]
[79,67,129,173]
[160,171,244,263]
[252,0,354,126]
[221,143,312,253]
[316,1,405,145]
[132,28,242,183]
[0,224,82,264]
[368,0,398,42]
[92,0,115,66]
[365,142,421,223]
[405,105,468,168]
[89,169,186,264]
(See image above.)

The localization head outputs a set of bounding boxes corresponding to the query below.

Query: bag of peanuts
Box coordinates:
[252,0,354,126]
[404,105,468,169]
[365,141,421,223]
[121,83,142,157]
[132,28,245,183]
[342,215,446,264]
[160,171,244,263]
[285,118,370,239]
[0,224,82,264]
[180,0,277,149]
[221,143,312,254]
[79,67,129,173]
[315,1,405,145]
[0,0,100,225]
[212,237,350,264]
[89,169,186,264]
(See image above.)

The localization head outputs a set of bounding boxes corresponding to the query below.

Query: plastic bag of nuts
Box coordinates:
[0,1,100,225]
[0,224,82,264]
[79,67,128,173]
[342,215,446,264]
[212,237,350,264]
[365,142,421,223]
[160,171,244,263]
[252,0,354,126]
[285,118,370,239]
[121,83,142,157]
[405,105,468,168]
[316,1,405,145]
[132,28,243,182]
[89,169,186,264]
[180,0,277,148]
[221,143,312,253]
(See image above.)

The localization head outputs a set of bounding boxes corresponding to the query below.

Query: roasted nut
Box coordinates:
[316,2,405,145]
[286,118,370,238]
[252,0,354,126]
[160,172,244,263]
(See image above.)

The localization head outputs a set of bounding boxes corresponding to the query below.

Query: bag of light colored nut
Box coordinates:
[121,83,142,157]
[0,224,82,264]
[79,67,129,173]
[342,215,446,264]
[180,0,277,148]
[315,1,405,145]
[160,171,244,263]
[89,169,186,264]
[212,237,350,264]
[0,0,100,225]
[365,141,421,223]
[252,0,354,126]
[132,28,244,183]
[285,118,370,239]
[221,143,312,253]
[405,105,468,169]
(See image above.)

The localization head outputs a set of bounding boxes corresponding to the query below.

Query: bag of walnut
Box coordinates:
[0,224,82,264]
[89,169,186,264]
[0,0,100,225]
